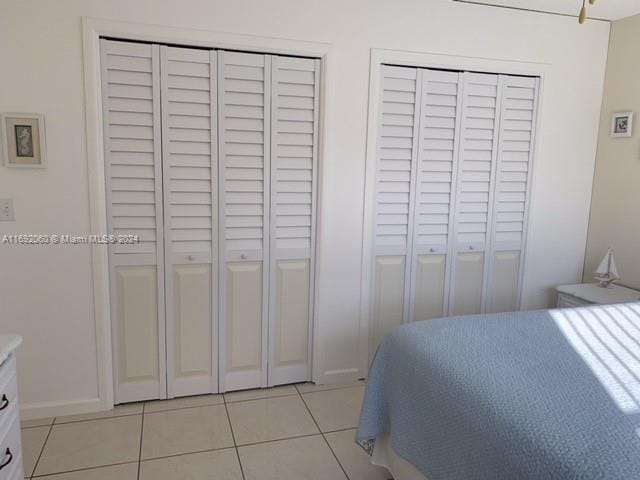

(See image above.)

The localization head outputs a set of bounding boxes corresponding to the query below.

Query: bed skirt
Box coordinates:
[371,434,428,480]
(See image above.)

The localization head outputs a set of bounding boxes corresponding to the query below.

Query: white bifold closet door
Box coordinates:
[103,39,319,400]
[370,64,538,353]
[101,39,167,403]
[218,52,319,391]
[160,46,218,398]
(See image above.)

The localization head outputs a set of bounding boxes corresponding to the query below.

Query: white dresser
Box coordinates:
[556,283,640,308]
[0,335,22,480]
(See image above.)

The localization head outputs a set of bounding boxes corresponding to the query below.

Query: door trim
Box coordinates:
[82,17,331,410]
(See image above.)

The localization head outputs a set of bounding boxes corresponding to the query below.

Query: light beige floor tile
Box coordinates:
[325,429,391,480]
[296,380,365,394]
[239,435,347,480]
[141,404,233,460]
[145,393,223,413]
[140,448,242,480]
[224,385,298,403]
[31,462,138,480]
[21,417,54,429]
[34,416,142,476]
[227,395,318,446]
[302,385,365,432]
[21,425,50,476]
[55,403,143,424]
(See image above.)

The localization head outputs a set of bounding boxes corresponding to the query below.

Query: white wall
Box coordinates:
[0,0,609,417]
[584,14,640,288]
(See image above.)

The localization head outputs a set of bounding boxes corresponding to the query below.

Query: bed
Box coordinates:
[356,302,640,480]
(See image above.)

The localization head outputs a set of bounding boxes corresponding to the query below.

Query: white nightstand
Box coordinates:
[556,283,640,308]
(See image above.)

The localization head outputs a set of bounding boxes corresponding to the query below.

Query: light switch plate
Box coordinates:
[0,199,15,221]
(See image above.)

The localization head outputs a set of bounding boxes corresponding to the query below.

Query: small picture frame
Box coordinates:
[610,111,633,138]
[1,112,47,168]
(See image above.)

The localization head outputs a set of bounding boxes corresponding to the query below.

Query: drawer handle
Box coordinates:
[0,395,7,411]
[0,447,12,471]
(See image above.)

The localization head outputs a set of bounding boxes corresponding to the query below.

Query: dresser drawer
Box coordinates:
[0,415,22,480]
[0,357,18,428]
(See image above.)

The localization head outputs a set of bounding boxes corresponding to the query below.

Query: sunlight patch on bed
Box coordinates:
[551,303,640,415]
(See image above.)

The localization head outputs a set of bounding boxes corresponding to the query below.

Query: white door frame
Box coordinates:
[359,48,549,375]
[82,17,331,410]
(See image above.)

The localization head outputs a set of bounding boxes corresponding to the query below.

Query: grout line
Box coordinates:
[297,389,350,480]
[136,403,145,480]
[236,432,324,449]
[29,417,55,478]
[295,381,364,395]
[223,392,246,480]
[137,445,237,463]
[54,412,142,426]
[31,460,139,478]
[143,401,225,415]
[224,392,299,405]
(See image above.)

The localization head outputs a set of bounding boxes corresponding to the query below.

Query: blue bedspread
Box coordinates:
[356,303,640,479]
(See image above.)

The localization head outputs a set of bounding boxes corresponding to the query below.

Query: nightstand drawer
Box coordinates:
[557,293,591,308]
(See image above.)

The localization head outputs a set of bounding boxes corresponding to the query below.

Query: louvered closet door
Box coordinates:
[218,51,270,391]
[101,39,166,403]
[371,65,421,351]
[409,70,462,321]
[268,56,319,386]
[160,46,218,397]
[486,76,538,313]
[449,72,502,316]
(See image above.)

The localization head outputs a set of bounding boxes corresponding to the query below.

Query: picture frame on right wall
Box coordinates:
[610,111,633,138]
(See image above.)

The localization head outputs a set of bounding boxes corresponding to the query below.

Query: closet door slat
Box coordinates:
[218,51,270,391]
[268,56,319,386]
[101,39,166,403]
[161,46,218,398]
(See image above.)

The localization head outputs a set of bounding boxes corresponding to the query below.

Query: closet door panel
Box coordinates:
[488,251,520,313]
[372,256,406,350]
[114,266,160,400]
[486,76,538,313]
[161,46,217,397]
[414,255,446,321]
[219,51,270,391]
[410,70,462,321]
[101,39,166,403]
[172,264,212,388]
[371,66,421,353]
[268,56,319,385]
[451,252,484,316]
[225,262,264,390]
[273,260,310,376]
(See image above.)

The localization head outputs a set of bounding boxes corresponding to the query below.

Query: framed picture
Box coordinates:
[610,111,633,138]
[1,113,47,168]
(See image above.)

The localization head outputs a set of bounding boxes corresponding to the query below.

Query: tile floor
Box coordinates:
[20,381,391,480]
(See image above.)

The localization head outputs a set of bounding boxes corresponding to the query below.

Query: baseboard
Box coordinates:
[314,367,361,385]
[20,396,110,421]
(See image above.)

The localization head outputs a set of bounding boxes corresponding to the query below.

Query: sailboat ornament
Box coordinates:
[594,248,620,288]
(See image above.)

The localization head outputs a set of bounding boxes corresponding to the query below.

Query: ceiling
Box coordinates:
[455,0,640,21]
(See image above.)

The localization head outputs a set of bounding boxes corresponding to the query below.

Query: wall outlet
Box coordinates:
[0,199,15,221]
